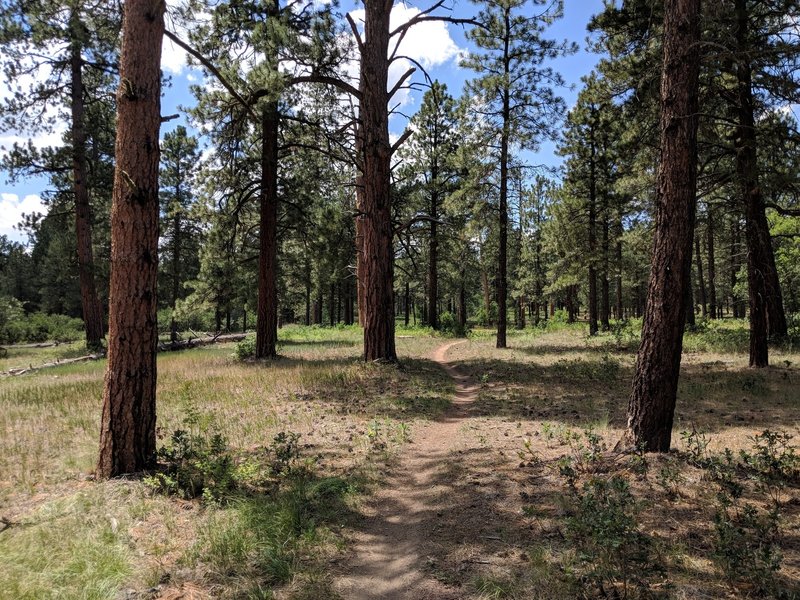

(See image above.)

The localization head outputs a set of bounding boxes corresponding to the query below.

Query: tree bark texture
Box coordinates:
[97,0,164,479]
[359,1,396,361]
[70,11,105,350]
[626,0,700,452]
[255,103,279,358]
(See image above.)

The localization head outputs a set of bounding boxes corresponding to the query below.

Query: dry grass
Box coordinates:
[1,321,799,599]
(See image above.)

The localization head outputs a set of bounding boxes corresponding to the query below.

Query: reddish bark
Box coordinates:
[97,0,165,478]
[256,103,279,359]
[359,1,396,362]
[625,0,701,452]
[70,10,105,350]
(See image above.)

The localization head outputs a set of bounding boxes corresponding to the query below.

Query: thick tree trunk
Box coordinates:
[707,207,717,319]
[70,14,105,351]
[359,2,396,361]
[625,0,700,452]
[256,103,279,359]
[97,0,165,479]
[695,234,707,317]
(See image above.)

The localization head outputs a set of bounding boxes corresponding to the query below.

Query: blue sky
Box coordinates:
[1,0,606,244]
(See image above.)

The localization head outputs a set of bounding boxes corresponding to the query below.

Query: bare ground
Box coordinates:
[334,341,484,599]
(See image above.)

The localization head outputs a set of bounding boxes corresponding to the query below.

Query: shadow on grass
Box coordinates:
[444,356,799,436]
[176,470,364,599]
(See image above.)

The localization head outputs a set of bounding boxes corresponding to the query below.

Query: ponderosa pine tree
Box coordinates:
[463,0,572,348]
[624,0,701,452]
[0,0,120,349]
[399,81,459,331]
[159,125,202,343]
[97,0,164,479]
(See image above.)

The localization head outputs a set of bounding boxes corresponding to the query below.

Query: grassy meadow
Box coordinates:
[0,320,798,599]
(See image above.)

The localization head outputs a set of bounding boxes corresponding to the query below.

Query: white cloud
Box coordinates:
[0,193,45,242]
[348,4,463,109]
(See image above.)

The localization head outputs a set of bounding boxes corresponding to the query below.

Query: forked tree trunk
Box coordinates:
[359,1,396,361]
[625,0,700,452]
[70,11,105,351]
[256,103,279,358]
[97,0,165,479]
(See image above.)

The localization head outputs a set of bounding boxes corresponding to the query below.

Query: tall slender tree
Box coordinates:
[463,0,572,348]
[624,0,702,452]
[97,0,165,479]
[0,0,119,349]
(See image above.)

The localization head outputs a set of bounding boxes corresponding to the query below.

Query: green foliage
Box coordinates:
[0,300,85,344]
[236,334,257,360]
[439,311,469,337]
[565,474,657,596]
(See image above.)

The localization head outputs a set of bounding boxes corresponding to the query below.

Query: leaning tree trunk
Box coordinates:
[625,0,701,452]
[360,0,396,362]
[97,0,165,479]
[256,103,279,359]
[70,12,105,351]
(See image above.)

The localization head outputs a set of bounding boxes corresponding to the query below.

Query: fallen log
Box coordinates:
[2,333,250,376]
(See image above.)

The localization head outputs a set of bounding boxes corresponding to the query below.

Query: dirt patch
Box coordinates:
[334,341,484,599]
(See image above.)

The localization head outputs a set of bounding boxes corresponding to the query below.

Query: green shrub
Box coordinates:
[566,474,658,596]
[439,311,469,337]
[235,334,257,360]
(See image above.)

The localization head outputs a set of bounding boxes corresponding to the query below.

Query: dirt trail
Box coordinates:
[334,340,479,599]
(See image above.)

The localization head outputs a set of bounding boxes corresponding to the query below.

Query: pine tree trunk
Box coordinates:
[707,208,718,319]
[481,270,492,326]
[588,115,599,336]
[695,234,707,317]
[601,196,610,331]
[733,1,785,344]
[458,280,467,328]
[496,9,511,349]
[256,103,279,358]
[97,0,164,479]
[428,195,439,331]
[359,1,396,361]
[730,218,743,319]
[625,0,700,452]
[70,12,105,351]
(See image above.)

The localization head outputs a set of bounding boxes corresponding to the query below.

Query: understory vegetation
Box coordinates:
[1,323,798,598]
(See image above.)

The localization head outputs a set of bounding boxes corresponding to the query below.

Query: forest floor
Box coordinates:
[1,321,799,599]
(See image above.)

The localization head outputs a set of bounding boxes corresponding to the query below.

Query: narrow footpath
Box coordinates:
[334,340,479,599]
